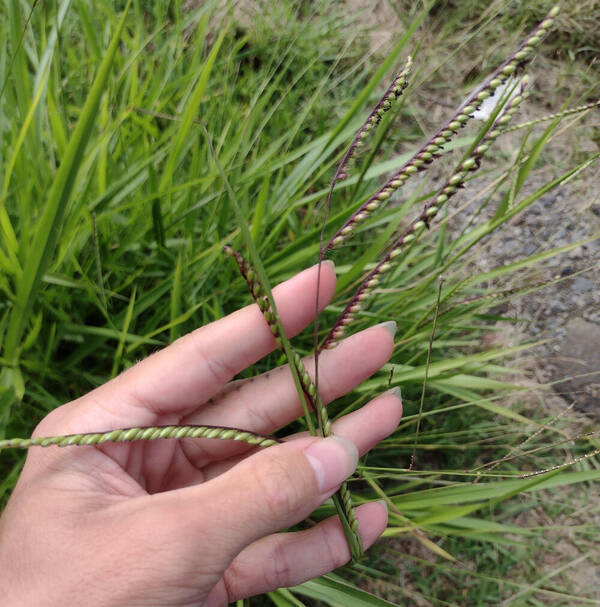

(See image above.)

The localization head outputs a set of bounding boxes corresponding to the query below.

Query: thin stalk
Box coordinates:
[92,212,108,315]
[471,404,575,478]
[435,270,583,320]
[409,276,443,470]
[0,0,41,103]
[503,100,600,134]
[466,430,600,473]
[205,126,363,558]
[202,126,315,434]
[520,449,600,478]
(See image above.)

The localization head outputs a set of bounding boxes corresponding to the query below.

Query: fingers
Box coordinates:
[110,261,336,414]
[302,388,402,455]
[179,322,396,468]
[144,390,401,571]
[198,389,402,484]
[40,262,337,434]
[145,435,357,576]
[209,502,388,604]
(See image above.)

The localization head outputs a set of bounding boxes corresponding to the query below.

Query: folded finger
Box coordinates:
[165,388,401,490]
[135,394,399,579]
[207,502,388,604]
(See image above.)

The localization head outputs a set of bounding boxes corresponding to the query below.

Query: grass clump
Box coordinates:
[1,1,599,604]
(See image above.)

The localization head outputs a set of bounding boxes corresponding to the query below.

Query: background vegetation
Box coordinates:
[0,0,598,604]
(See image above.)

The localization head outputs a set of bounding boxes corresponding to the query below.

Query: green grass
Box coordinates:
[1,1,599,605]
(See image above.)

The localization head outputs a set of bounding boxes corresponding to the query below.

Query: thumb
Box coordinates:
[150,435,358,566]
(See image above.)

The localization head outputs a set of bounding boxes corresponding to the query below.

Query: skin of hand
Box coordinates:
[0,263,401,606]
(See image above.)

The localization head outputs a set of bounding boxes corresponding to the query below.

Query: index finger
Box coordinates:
[54,262,337,431]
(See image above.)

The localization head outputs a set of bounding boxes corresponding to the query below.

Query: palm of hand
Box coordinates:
[0,265,400,606]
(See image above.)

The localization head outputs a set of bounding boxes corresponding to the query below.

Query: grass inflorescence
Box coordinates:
[323,76,532,348]
[323,8,557,252]
[0,424,280,450]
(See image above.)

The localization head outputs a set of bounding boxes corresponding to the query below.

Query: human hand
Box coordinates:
[0,263,401,606]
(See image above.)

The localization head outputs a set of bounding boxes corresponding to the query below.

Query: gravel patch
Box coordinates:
[447,171,600,417]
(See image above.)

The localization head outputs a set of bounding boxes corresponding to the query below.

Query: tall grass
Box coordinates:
[0,0,598,604]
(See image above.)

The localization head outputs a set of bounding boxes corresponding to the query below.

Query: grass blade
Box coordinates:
[3,0,132,362]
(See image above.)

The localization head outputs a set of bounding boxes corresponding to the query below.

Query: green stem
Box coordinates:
[225,246,363,558]
[203,126,315,435]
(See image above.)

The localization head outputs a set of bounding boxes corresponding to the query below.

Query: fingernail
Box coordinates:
[376,499,389,514]
[374,321,396,337]
[304,436,358,494]
[383,387,402,401]
[322,259,336,272]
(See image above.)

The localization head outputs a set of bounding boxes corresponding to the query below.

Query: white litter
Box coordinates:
[472,77,527,121]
